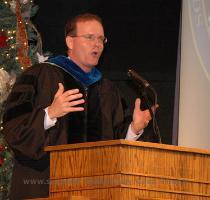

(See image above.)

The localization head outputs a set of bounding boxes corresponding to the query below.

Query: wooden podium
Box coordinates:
[44,140,210,200]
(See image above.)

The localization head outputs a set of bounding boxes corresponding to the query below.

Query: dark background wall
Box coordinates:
[32,0,181,144]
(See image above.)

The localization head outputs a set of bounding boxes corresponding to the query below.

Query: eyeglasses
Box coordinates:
[70,34,107,45]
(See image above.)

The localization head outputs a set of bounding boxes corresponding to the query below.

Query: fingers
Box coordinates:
[133,98,159,131]
[62,99,85,115]
[65,99,85,107]
[134,98,141,110]
[144,119,150,127]
[144,103,159,124]
[151,104,159,113]
[55,83,64,98]
[63,91,83,102]
[62,89,81,98]
[54,84,84,102]
[49,83,86,118]
[135,98,159,112]
[66,106,84,112]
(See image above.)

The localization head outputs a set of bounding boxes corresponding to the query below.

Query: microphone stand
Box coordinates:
[135,83,162,143]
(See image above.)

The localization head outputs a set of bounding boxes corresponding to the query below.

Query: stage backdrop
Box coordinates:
[178,0,210,149]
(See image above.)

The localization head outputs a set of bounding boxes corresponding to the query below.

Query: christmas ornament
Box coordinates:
[9,0,16,13]
[0,145,4,152]
[0,156,4,166]
[20,0,29,4]
[0,69,16,104]
[36,52,49,63]
[0,31,7,48]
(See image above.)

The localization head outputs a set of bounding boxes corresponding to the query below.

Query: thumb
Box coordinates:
[134,98,141,110]
[54,83,64,98]
[151,103,159,113]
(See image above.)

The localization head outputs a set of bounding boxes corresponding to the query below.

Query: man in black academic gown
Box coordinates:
[2,13,154,199]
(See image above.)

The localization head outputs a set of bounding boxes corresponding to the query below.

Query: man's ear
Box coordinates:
[66,36,73,50]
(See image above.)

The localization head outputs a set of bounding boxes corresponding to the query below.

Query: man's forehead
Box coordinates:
[76,19,101,27]
[76,20,104,33]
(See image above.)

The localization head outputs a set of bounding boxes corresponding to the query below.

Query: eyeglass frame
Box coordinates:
[68,34,108,45]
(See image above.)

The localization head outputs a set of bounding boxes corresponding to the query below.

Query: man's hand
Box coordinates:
[48,83,85,119]
[131,98,158,134]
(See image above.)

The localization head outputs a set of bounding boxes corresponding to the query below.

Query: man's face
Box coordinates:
[66,20,105,72]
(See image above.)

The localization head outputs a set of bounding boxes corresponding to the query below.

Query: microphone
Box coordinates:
[127,68,150,88]
[127,68,162,143]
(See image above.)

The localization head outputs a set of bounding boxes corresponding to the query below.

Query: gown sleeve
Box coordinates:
[2,65,60,161]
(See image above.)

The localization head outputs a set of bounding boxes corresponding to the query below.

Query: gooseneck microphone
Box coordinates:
[128,68,150,88]
[127,67,162,143]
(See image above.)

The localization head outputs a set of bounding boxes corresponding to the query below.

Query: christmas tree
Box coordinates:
[0,0,44,198]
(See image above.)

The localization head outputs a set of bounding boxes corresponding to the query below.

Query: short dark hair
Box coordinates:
[65,13,103,37]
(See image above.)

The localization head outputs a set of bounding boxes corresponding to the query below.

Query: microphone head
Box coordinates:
[127,68,150,88]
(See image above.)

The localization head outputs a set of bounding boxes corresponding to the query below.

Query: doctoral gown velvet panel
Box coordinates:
[2,63,131,199]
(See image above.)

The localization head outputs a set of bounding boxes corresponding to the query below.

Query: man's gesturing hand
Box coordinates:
[48,83,85,119]
[131,98,158,134]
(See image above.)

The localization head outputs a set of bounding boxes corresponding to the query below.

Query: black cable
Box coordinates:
[139,85,162,143]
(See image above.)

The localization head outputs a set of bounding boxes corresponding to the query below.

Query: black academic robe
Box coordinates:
[2,63,131,199]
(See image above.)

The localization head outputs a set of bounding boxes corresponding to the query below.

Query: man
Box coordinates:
[3,13,153,199]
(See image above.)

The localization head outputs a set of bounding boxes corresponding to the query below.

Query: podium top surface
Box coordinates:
[45,139,210,155]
